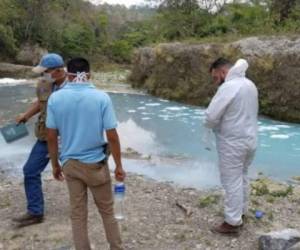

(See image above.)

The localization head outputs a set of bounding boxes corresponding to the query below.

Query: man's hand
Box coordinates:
[47,128,63,181]
[106,129,125,182]
[15,113,27,124]
[115,166,126,182]
[52,163,64,181]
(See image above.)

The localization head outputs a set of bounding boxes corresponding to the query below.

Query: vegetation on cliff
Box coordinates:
[1,0,300,64]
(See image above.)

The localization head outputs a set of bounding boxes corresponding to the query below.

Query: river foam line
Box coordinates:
[0,78,30,86]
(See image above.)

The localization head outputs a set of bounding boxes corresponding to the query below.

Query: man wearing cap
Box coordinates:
[47,58,125,250]
[13,53,66,227]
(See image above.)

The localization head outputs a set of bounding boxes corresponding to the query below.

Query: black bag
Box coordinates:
[103,142,111,162]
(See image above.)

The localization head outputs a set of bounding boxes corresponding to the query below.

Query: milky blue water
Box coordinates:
[0,83,299,189]
[110,93,300,188]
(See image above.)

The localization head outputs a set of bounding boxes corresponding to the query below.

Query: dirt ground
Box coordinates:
[0,170,299,250]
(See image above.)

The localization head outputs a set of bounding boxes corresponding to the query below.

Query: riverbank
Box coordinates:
[0,170,299,250]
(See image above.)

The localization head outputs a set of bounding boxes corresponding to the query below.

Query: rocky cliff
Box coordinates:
[129,36,300,123]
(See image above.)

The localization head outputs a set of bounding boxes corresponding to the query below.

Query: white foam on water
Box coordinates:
[274,125,291,129]
[127,110,136,113]
[159,99,169,102]
[137,106,146,110]
[0,78,28,86]
[270,134,290,139]
[261,144,271,147]
[164,106,187,111]
[145,103,161,107]
[141,117,151,120]
[141,112,153,116]
[259,126,280,132]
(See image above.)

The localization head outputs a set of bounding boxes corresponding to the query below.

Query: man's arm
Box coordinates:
[16,99,40,124]
[47,128,64,181]
[204,84,238,129]
[106,128,126,182]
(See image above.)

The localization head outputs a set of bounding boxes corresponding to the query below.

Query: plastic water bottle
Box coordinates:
[114,182,125,220]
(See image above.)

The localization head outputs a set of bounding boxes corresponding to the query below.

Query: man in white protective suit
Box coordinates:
[204,58,258,234]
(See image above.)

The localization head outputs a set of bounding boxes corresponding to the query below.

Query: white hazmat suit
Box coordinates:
[204,59,258,226]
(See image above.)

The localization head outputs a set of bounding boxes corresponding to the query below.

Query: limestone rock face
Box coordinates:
[16,43,47,66]
[258,229,300,250]
[129,36,300,123]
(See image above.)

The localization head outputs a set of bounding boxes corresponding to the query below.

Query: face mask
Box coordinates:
[43,72,55,83]
[67,72,89,83]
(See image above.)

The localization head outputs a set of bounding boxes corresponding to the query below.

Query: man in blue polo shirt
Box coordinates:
[46,58,125,250]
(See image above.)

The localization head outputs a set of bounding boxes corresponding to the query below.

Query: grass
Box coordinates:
[251,178,293,198]
[198,194,220,208]
[270,185,293,197]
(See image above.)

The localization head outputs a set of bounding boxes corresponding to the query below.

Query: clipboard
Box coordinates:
[0,123,29,143]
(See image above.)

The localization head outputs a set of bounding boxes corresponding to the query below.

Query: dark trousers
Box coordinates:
[23,140,49,215]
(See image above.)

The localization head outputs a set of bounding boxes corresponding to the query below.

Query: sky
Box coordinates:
[88,0,147,7]
[88,0,232,9]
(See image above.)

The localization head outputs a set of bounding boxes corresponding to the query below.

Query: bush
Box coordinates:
[0,24,17,56]
[106,40,133,63]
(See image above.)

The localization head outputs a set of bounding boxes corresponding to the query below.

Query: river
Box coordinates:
[0,78,299,189]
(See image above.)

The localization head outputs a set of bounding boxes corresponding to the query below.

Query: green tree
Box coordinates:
[61,23,96,58]
[0,25,17,56]
[155,0,210,40]
[271,0,299,23]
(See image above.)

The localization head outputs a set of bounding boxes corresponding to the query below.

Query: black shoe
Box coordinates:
[12,213,44,227]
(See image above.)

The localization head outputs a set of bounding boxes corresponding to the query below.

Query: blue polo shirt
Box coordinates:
[46,83,117,165]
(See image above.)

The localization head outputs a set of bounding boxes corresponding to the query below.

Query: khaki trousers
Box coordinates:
[63,160,123,250]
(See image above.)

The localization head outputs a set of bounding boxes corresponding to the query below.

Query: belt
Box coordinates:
[98,158,107,165]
